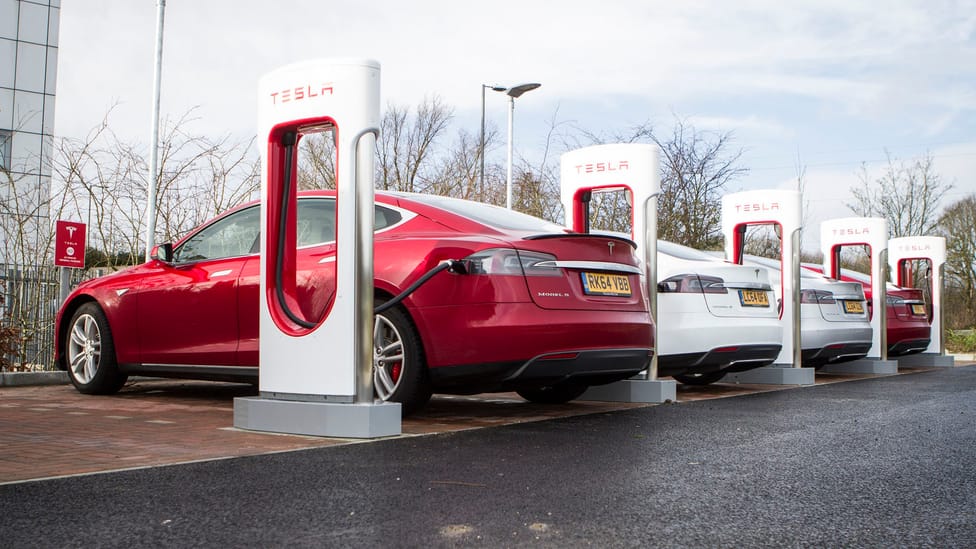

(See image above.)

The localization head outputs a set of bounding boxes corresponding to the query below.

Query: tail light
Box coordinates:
[801,289,836,304]
[461,248,560,277]
[658,274,727,294]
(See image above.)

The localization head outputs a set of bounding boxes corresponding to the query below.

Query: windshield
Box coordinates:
[398,193,569,233]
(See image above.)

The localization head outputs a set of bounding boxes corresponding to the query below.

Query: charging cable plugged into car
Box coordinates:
[273,129,468,326]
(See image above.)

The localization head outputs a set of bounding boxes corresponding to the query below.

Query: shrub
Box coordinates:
[945,329,976,354]
[0,325,21,371]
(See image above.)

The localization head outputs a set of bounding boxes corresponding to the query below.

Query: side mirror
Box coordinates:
[150,243,174,263]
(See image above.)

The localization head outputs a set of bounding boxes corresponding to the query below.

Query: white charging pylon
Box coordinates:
[234,58,401,438]
[818,217,898,374]
[719,189,813,385]
[888,236,954,367]
[557,143,675,403]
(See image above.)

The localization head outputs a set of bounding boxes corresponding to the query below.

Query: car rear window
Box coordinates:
[397,193,567,233]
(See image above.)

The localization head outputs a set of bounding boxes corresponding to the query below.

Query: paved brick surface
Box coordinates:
[0,365,958,484]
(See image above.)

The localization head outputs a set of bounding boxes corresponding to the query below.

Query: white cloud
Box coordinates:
[54,0,976,142]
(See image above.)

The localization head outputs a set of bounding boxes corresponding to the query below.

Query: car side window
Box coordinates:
[296,199,337,247]
[174,206,261,263]
[295,198,403,246]
[375,205,402,231]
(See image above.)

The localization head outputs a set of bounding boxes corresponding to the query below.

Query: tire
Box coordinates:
[64,302,127,394]
[673,370,726,386]
[516,382,588,404]
[373,302,431,416]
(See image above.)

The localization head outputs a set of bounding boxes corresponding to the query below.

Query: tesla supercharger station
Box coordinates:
[720,189,814,385]
[888,236,954,367]
[819,217,898,374]
[557,143,676,403]
[234,58,401,438]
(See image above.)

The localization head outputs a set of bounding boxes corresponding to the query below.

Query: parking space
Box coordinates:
[0,366,954,484]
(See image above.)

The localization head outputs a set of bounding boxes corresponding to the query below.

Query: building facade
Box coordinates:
[1,0,60,266]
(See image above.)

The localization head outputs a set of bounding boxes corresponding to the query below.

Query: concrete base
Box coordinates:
[818,358,898,375]
[0,371,69,386]
[721,365,816,385]
[893,353,955,368]
[233,397,401,439]
[579,378,676,403]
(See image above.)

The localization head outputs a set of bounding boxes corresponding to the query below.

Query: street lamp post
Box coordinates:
[483,83,541,209]
[502,83,540,209]
[480,84,505,202]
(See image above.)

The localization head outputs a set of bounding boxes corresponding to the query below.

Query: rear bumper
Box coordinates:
[887,323,932,356]
[659,344,782,376]
[889,338,931,356]
[412,303,653,370]
[428,348,651,394]
[656,310,783,359]
[802,342,873,366]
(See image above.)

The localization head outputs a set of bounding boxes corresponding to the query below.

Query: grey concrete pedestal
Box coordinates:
[721,364,816,385]
[579,378,676,403]
[893,353,955,368]
[234,397,401,438]
[818,358,898,375]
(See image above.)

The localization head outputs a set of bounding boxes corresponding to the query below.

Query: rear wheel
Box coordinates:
[673,370,726,386]
[517,382,588,404]
[373,303,431,416]
[65,302,127,394]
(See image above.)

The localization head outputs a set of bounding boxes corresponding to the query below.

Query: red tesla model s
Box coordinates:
[55,191,653,414]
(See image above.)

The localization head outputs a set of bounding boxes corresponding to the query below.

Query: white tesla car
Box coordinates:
[655,241,783,385]
[742,255,873,367]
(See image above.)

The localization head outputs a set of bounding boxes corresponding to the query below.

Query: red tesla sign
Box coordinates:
[55,220,86,268]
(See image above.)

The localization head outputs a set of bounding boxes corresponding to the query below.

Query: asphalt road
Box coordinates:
[3,366,975,548]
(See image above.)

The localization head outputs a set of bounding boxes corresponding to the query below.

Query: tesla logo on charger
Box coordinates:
[896,244,932,252]
[831,227,870,237]
[574,160,630,174]
[734,202,780,213]
[270,83,334,105]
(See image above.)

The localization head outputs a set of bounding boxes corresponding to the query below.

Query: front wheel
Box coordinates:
[516,382,588,404]
[673,370,726,386]
[373,303,431,416]
[65,302,127,394]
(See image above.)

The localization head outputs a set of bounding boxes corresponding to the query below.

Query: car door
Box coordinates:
[137,206,260,366]
[236,198,338,365]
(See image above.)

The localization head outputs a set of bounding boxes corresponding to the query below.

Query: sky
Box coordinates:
[53,0,976,250]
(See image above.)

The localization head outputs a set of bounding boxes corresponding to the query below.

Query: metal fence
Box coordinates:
[1,265,90,371]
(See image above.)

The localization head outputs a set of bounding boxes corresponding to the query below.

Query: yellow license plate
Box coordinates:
[844,301,865,314]
[739,289,769,307]
[911,303,927,316]
[581,272,632,297]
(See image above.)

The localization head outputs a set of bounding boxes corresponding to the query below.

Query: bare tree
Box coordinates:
[375,96,454,193]
[939,195,976,328]
[848,151,953,237]
[655,118,747,249]
[297,131,336,190]
[1,120,73,370]
[51,109,261,267]
[569,115,747,248]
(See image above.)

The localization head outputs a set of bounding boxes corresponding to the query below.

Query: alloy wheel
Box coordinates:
[373,314,405,401]
[68,313,101,384]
